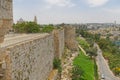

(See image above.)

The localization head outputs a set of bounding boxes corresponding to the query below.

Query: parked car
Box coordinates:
[101,74,105,79]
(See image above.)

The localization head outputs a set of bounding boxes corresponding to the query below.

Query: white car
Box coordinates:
[101,74,105,79]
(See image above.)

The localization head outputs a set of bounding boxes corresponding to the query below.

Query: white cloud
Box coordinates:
[105,8,120,13]
[87,0,109,7]
[45,0,75,7]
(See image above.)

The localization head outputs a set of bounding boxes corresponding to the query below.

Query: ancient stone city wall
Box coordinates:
[0,26,76,80]
[0,0,77,80]
[1,34,54,80]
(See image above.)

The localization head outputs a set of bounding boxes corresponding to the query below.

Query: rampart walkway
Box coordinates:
[1,33,49,48]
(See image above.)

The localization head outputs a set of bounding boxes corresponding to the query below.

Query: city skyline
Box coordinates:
[13,0,120,24]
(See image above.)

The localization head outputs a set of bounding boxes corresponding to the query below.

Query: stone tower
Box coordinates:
[0,0,13,43]
[64,24,78,51]
[34,16,37,24]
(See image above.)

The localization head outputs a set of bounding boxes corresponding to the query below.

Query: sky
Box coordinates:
[13,0,120,24]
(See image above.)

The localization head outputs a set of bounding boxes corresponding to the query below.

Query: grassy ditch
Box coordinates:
[73,51,95,80]
[72,37,99,80]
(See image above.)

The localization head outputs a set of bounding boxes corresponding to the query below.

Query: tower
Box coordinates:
[0,0,13,43]
[34,16,37,24]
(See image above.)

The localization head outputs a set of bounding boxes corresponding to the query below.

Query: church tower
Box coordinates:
[34,16,37,24]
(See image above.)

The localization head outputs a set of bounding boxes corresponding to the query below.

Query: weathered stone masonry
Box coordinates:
[0,27,77,80]
[64,25,78,51]
[0,0,13,43]
[53,29,64,59]
[0,34,54,80]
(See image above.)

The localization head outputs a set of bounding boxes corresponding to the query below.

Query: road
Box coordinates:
[0,33,49,48]
[95,43,120,80]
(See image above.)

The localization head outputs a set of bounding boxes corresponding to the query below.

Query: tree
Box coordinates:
[86,48,97,59]
[13,22,40,33]
[25,22,40,33]
[13,22,26,33]
[94,34,100,41]
[42,24,54,33]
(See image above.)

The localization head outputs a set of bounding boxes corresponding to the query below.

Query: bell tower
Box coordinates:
[34,16,37,24]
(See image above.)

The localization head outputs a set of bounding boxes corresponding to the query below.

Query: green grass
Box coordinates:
[76,37,90,49]
[73,51,94,80]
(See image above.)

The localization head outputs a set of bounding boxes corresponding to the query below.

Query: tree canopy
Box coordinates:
[13,22,40,33]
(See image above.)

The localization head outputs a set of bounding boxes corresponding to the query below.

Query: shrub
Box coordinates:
[86,47,97,59]
[42,24,54,33]
[53,58,62,73]
[113,67,120,75]
[72,65,84,80]
[25,22,40,33]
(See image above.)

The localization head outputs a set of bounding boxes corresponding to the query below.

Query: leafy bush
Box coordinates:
[72,65,84,80]
[53,58,62,73]
[113,67,120,76]
[13,22,26,33]
[25,22,40,33]
[86,47,97,59]
[42,24,54,33]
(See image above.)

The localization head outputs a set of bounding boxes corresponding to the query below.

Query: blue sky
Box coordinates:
[13,0,120,24]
